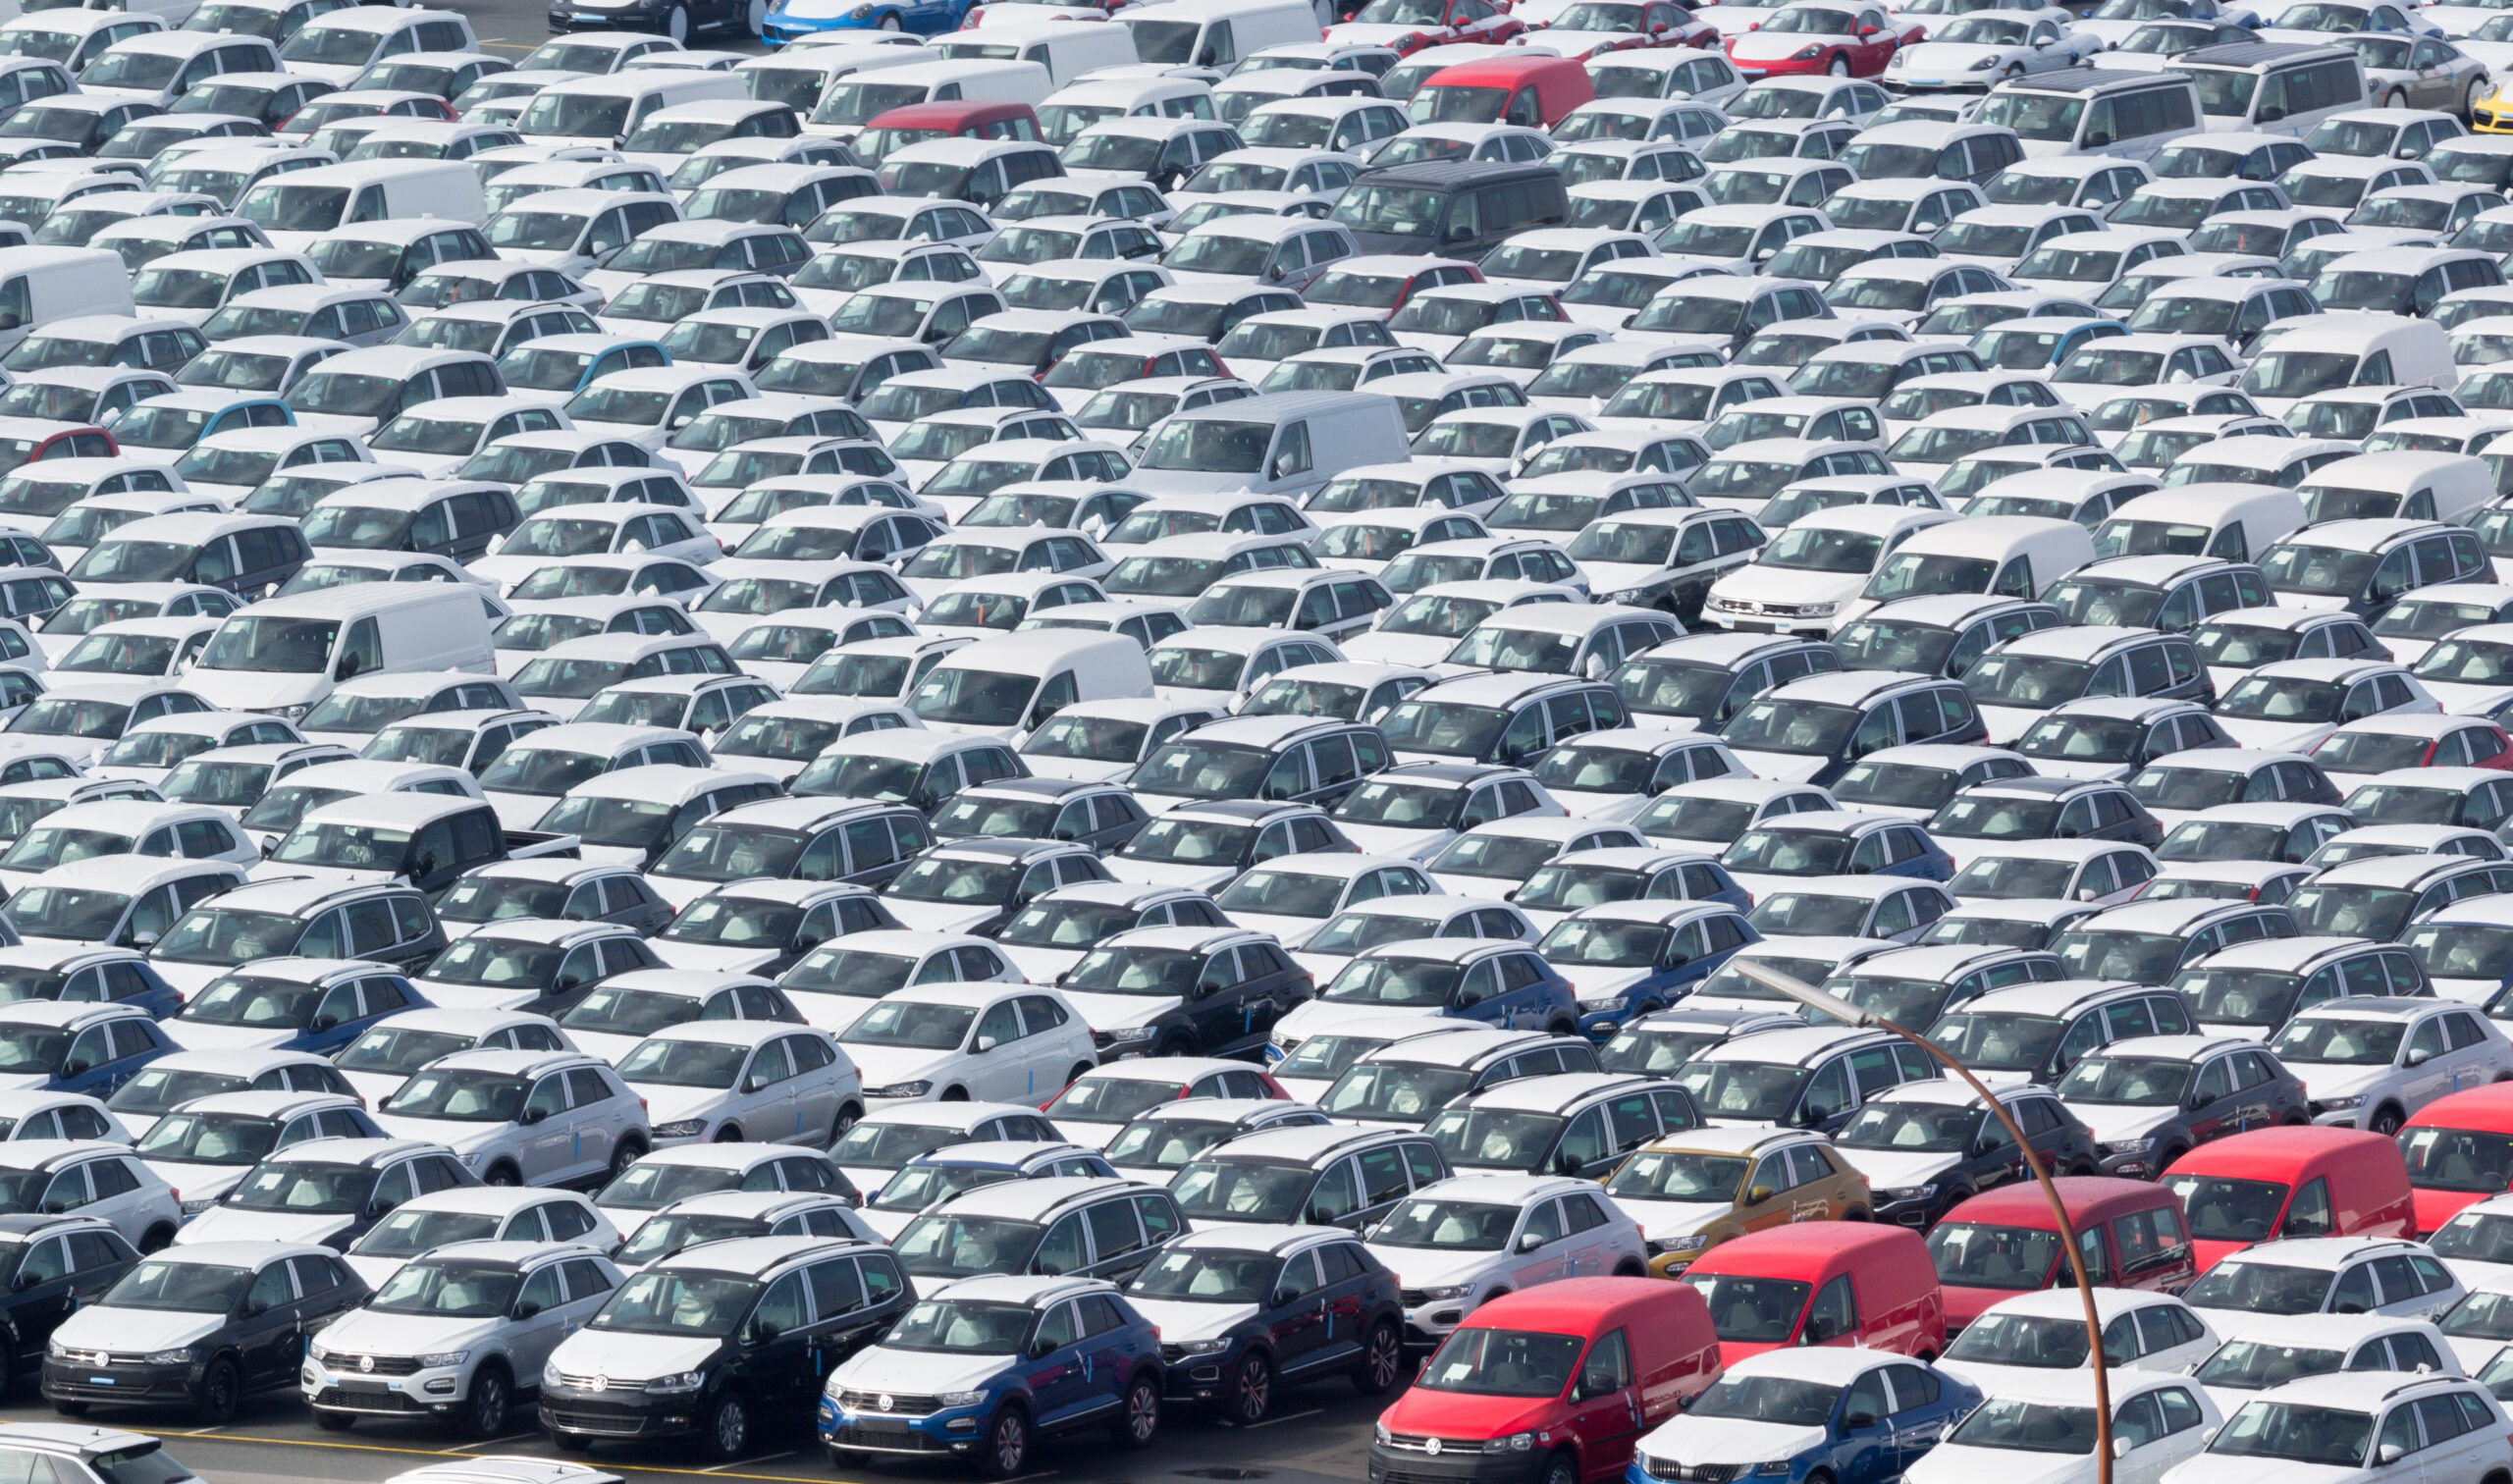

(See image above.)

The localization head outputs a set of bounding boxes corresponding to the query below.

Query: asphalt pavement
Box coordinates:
[0,1368,1384,1484]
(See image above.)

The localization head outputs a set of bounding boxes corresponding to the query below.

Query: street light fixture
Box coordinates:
[1728,957,2114,1484]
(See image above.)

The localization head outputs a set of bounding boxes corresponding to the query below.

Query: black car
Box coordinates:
[40,1241,366,1423]
[931,778,1150,853]
[180,1139,478,1250]
[1057,927,1313,1059]
[0,1214,136,1378]
[1830,1081,2102,1228]
[1126,1225,1407,1424]
[2056,1034,2312,1179]
[539,1237,914,1461]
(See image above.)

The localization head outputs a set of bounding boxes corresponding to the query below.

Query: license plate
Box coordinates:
[854,1417,911,1433]
[85,1377,111,1386]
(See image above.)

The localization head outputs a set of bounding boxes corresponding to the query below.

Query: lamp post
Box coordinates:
[1728,958,2112,1484]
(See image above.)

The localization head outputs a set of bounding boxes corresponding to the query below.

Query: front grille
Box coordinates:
[1399,1291,1431,1307]
[331,1355,423,1377]
[544,1408,650,1437]
[1382,1468,1470,1484]
[1651,1463,1744,1483]
[316,1387,421,1412]
[1382,1434,1480,1455]
[554,1372,614,1391]
[836,1426,947,1452]
[838,1391,942,1416]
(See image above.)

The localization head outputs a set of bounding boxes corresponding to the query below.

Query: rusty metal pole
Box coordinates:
[1729,959,2113,1484]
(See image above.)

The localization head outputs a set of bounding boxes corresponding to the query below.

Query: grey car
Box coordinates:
[372,1050,652,1190]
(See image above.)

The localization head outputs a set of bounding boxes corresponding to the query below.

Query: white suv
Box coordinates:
[2268,998,2513,1135]
[2161,1373,2511,1484]
[1360,1174,1647,1347]
[2182,1238,2467,1341]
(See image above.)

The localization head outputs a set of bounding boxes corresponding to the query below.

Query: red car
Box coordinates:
[1327,0,1522,51]
[850,100,1042,168]
[1926,1178,2194,1333]
[2160,1127,2414,1273]
[2401,1084,2513,1235]
[0,421,110,476]
[1724,0,1911,78]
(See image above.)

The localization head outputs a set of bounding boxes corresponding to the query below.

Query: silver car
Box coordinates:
[2339,32,2488,111]
[372,1050,653,1190]
[305,1240,624,1438]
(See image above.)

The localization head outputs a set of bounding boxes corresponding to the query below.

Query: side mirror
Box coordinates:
[2379,1445,2406,1465]
[2112,1439,2132,1459]
[1271,1289,1297,1308]
[2203,1427,2220,1447]
[1749,1185,1775,1203]
[2406,1047,2433,1067]
[58,1059,85,1076]
[334,653,362,681]
[750,1320,780,1346]
[519,1106,548,1125]
[745,1074,772,1092]
[974,1035,998,1053]
[1582,1367,1621,1398]
[308,1015,337,1033]
[1264,263,1287,282]
[1553,1152,1583,1176]
[1845,1411,1877,1429]
[515,1299,542,1320]
[1518,1231,1546,1252]
[1030,1336,1057,1358]
[1270,455,1295,479]
[259,838,275,858]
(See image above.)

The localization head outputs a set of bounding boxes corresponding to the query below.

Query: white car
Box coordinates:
[1940,1288,2221,1392]
[2266,997,2513,1134]
[616,1020,864,1148]
[343,1185,620,1291]
[837,982,1098,1113]
[2181,1236,2466,1341]
[1908,1367,2219,1484]
[2191,1311,2464,1417]
[1888,8,2091,85]
[304,1241,623,1439]
[1361,1174,1647,1346]
[2157,1373,2508,1484]
[134,1089,381,1216]
[2429,1198,2513,1292]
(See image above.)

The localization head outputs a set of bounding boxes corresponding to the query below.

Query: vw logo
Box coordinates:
[878,1395,894,1412]
[1424,1439,1442,1457]
[358,1356,374,1374]
[592,1375,608,1393]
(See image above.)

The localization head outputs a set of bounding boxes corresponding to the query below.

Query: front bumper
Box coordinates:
[303,1355,471,1417]
[760,8,875,38]
[40,1356,200,1405]
[2310,1101,2371,1127]
[2096,1147,2155,1178]
[1399,1295,1473,1347]
[818,1393,993,1457]
[2478,101,2513,132]
[1369,1442,1550,1484]
[547,6,671,29]
[540,1380,709,1440]
[1869,1192,1944,1228]
[1645,1246,1709,1278]
[1576,1004,1636,1038]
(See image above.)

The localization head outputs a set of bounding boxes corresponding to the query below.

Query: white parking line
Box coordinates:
[702,1453,797,1473]
[451,1435,541,1453]
[1247,1408,1322,1430]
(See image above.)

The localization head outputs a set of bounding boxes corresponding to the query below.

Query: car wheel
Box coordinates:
[1356,1320,1403,1395]
[714,1125,743,1142]
[829,1104,861,1144]
[483,1161,521,1188]
[2385,86,2406,106]
[940,1086,969,1101]
[460,1364,511,1440]
[1155,1033,1196,1058]
[196,1357,240,1427]
[1113,1370,1159,1448]
[2372,1104,2405,1136]
[314,1411,354,1432]
[745,0,765,29]
[1541,1449,1578,1484]
[1064,1064,1093,1088]
[879,10,900,25]
[1827,53,1849,74]
[138,1224,173,1254]
[981,1404,1031,1478]
[1225,1352,1271,1424]
[610,1138,645,1181]
[1613,1258,1645,1277]
[704,1393,748,1462]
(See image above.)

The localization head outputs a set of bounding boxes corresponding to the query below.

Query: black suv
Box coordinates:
[1128,1224,1406,1424]
[1058,926,1314,1060]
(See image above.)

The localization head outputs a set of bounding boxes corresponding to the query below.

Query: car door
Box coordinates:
[235,1258,301,1388]
[504,1258,575,1382]
[1026,1298,1094,1424]
[516,1075,572,1183]
[3,1235,74,1363]
[963,997,1030,1103]
[1506,1196,1574,1290]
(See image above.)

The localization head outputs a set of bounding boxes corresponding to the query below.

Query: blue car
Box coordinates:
[1513,848,1754,922]
[0,947,187,1021]
[0,1002,173,1097]
[1304,938,1583,1037]
[1539,900,1763,1037]
[820,1274,1165,1475]
[495,333,670,401]
[165,961,428,1057]
[1626,1347,1982,1484]
[762,0,964,43]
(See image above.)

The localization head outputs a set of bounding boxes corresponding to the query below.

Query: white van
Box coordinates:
[2167,41,2367,138]
[733,44,928,115]
[1118,0,1324,72]
[2093,486,2307,565]
[1838,515,2098,630]
[0,247,133,357]
[2238,312,2459,416]
[1133,391,1412,503]
[515,71,747,149]
[908,630,1154,738]
[2299,451,2497,526]
[1979,70,2204,162]
[935,24,1139,89]
[187,585,497,716]
[275,8,477,87]
[805,58,1054,138]
[1039,76,1217,144]
[237,161,486,253]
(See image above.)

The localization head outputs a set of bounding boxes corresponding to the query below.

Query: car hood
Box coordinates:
[178,1204,353,1246]
[53,1306,226,1356]
[1908,1445,2097,1484]
[649,941,784,975]
[1832,1145,1961,1190]
[829,1345,1009,1398]
[1897,40,2019,68]
[568,1030,644,1065]
[1125,1297,1256,1346]
[630,1083,736,1132]
[1975,705,2049,747]
[882,900,1002,935]
[1384,1390,1570,1442]
[2420,680,2513,717]
[343,1252,413,1291]
[1714,566,1866,608]
[2147,1457,2357,1484]
[845,1043,960,1090]
[1000,945,1090,980]
[1021,756,1138,784]
[141,1160,250,1204]
[2446,1329,2513,1372]
[371,1114,510,1157]
[1273,999,1430,1044]
[2068,1102,2177,1144]
[1544,789,1649,823]
[1554,964,1654,1005]
[484,791,560,832]
[163,1021,296,1053]
[2213,716,2336,752]
[1344,632,1467,669]
[322,1309,504,1356]
[1360,1244,1490,1292]
[1637,1415,1826,1467]
[2284,1062,2386,1102]
[1614,1196,1732,1238]
[1724,751,1830,783]
[1055,989,1177,1033]
[1579,559,1669,597]
[548,1328,722,1384]
[1224,911,1325,948]
[2028,759,2133,781]
[339,1069,408,1106]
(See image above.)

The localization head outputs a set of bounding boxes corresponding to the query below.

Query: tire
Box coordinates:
[552,1432,592,1454]
[1063,1065,1093,1088]
[2372,1104,2406,1137]
[714,1125,744,1142]
[1112,1370,1159,1449]
[940,1086,969,1101]
[666,3,689,40]
[980,1404,1031,1479]
[195,1357,240,1427]
[1154,1034,1196,1059]
[829,1103,862,1145]
[703,1393,749,1463]
[314,1411,355,1432]
[745,0,765,31]
[609,1138,645,1182]
[483,1162,521,1188]
[459,1364,511,1440]
[1843,1208,1871,1223]
[1223,1351,1271,1425]
[2386,87,2406,106]
[1827,53,1849,75]
[1613,1259,1645,1277]
[48,1402,85,1417]
[1355,1320,1403,1396]
[1541,1449,1578,1484]
[138,1224,173,1254]
[1546,1019,1577,1036]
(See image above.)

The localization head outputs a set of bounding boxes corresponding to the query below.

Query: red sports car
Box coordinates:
[1326,0,1523,49]
[1724,0,1913,75]
[1535,0,1717,56]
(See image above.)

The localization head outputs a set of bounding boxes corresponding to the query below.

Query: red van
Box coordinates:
[1926,1178,2194,1332]
[2399,1084,2513,1235]
[1367,1278,1719,1484]
[1679,1224,1944,1364]
[1409,55,1595,128]
[851,101,1042,166]
[2160,1127,2414,1272]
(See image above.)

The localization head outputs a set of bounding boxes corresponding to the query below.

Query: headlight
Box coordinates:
[2103,1138,2153,1154]
[1614,589,1654,606]
[143,1349,194,1366]
[543,1362,564,1390]
[264,704,311,719]
[1415,1284,1471,1300]
[1648,1235,1710,1256]
[866,1082,932,1097]
[1483,1434,1535,1455]
[308,1344,335,1364]
[1173,1339,1228,1355]
[1376,1421,1394,1447]
[46,1338,69,1359]
[418,1351,468,1368]
[849,2,872,12]
[1967,54,1998,67]
[2317,1095,2364,1111]
[1791,43,1820,56]
[937,1390,988,1407]
[1889,49,1906,62]
[645,1370,706,1394]
[1109,1026,1160,1042]
[1754,1464,1791,1477]
[1877,1185,1937,1201]
[179,1196,216,1215]
[1577,991,1629,1008]
[653,1119,708,1139]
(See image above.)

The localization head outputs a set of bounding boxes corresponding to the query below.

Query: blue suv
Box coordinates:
[1303,939,1582,1037]
[1538,901,1762,1036]
[1626,1348,1982,1484]
[0,1002,171,1097]
[821,1274,1165,1477]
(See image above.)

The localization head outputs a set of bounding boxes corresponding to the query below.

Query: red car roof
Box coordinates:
[1687,1221,1917,1265]
[1456,1276,1696,1332]
[1947,1176,2177,1229]
[1419,54,1588,85]
[2407,1082,2513,1133]
[862,100,1040,131]
[2165,1125,2391,1175]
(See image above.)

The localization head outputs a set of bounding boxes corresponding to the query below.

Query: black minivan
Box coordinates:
[1332,162,1571,260]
